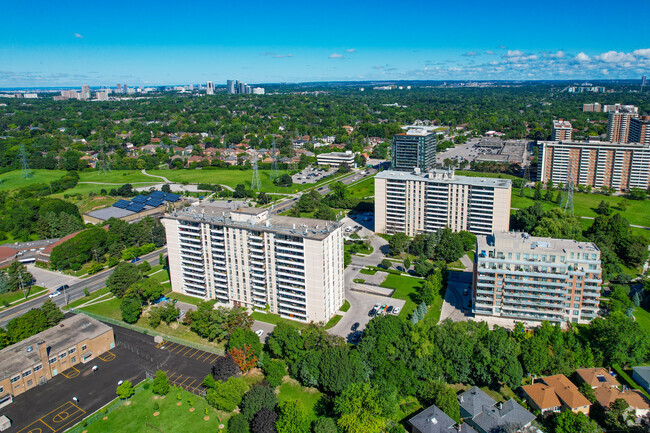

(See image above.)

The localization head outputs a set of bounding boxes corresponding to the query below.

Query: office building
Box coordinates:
[316,151,355,168]
[374,169,511,236]
[391,128,437,171]
[630,116,650,145]
[473,232,602,324]
[582,103,601,113]
[607,106,639,143]
[0,314,114,398]
[162,204,344,323]
[227,80,235,94]
[551,119,572,141]
[206,81,214,95]
[538,140,650,191]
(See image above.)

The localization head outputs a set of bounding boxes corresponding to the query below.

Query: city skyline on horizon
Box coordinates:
[2,0,649,87]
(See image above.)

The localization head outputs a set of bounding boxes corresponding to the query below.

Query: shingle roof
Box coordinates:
[594,387,650,410]
[408,405,478,433]
[633,367,650,385]
[471,399,536,433]
[458,387,497,418]
[542,374,591,409]
[521,383,561,410]
[576,368,620,388]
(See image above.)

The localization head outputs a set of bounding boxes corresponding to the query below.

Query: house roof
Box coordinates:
[594,387,650,410]
[471,399,536,433]
[521,383,562,410]
[408,405,478,433]
[458,387,497,418]
[633,367,650,385]
[576,368,620,388]
[542,374,591,409]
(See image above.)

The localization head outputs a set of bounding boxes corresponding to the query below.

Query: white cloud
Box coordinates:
[346,48,355,53]
[261,52,293,58]
[633,48,650,58]
[549,50,565,58]
[329,53,343,59]
[595,51,635,63]
[485,50,495,55]
[499,45,507,49]
[506,50,524,57]
[575,52,590,62]
[463,51,478,57]
[74,33,83,39]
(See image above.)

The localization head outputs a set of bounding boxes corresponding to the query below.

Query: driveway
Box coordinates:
[26,264,81,292]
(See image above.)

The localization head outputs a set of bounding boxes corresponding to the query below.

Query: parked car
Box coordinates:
[386,306,393,314]
[368,308,377,317]
[351,322,359,331]
[255,329,264,337]
[393,306,401,315]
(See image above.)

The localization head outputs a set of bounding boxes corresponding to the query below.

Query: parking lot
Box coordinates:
[2,318,222,432]
[291,167,336,184]
[26,264,80,293]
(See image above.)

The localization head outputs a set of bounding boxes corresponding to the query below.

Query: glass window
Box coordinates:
[68,347,76,354]
[34,364,42,372]
[22,370,32,378]
[71,357,76,364]
[10,375,20,383]
[49,357,57,364]
[81,345,87,351]
[59,352,67,359]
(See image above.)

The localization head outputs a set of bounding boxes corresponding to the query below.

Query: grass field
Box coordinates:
[77,384,229,433]
[634,306,650,333]
[512,188,650,228]
[324,315,342,330]
[380,274,424,319]
[249,312,310,329]
[347,176,374,200]
[0,169,65,191]
[80,297,122,320]
[63,287,111,311]
[277,380,323,420]
[0,286,47,308]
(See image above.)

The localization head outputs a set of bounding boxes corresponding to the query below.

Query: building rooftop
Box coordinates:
[553,119,572,128]
[85,206,135,221]
[541,374,591,409]
[633,366,650,385]
[575,368,620,388]
[168,203,341,241]
[594,387,650,411]
[376,169,512,189]
[521,383,561,410]
[409,404,477,433]
[471,399,536,433]
[541,140,650,149]
[478,231,600,255]
[0,314,112,382]
[458,387,497,418]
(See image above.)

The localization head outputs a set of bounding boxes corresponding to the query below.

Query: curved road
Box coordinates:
[0,248,166,328]
[141,169,171,183]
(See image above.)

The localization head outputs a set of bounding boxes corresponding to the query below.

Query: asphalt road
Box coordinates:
[0,248,166,328]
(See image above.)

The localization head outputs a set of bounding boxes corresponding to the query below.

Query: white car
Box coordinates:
[255,329,264,337]
[49,291,61,299]
[393,307,401,315]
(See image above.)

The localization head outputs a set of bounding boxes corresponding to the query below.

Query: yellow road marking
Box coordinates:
[179,376,191,386]
[194,351,208,361]
[185,379,197,389]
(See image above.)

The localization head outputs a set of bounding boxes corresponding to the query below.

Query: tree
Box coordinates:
[313,418,338,433]
[578,382,596,404]
[318,346,365,394]
[40,299,64,326]
[335,383,389,433]
[161,302,180,324]
[211,354,241,381]
[161,184,171,193]
[241,385,278,421]
[314,205,336,221]
[417,381,460,422]
[6,262,33,293]
[262,358,286,388]
[276,400,310,433]
[107,262,142,298]
[257,192,271,205]
[229,344,259,372]
[553,410,602,433]
[338,162,352,173]
[116,380,135,399]
[273,174,293,188]
[228,414,250,433]
[388,232,409,255]
[152,370,170,395]
[380,259,392,269]
[130,278,164,304]
[137,260,151,273]
[251,407,277,433]
[205,376,248,411]
[120,294,142,324]
[434,228,465,263]
[595,200,611,216]
[404,257,411,270]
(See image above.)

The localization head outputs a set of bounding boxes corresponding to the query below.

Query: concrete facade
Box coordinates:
[473,232,602,325]
[374,169,511,236]
[551,119,572,141]
[607,107,639,143]
[162,204,344,324]
[539,140,650,191]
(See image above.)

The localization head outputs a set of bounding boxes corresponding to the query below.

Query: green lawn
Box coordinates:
[76,384,229,433]
[634,307,650,333]
[63,287,111,311]
[512,188,650,228]
[249,312,310,330]
[75,195,118,214]
[167,292,207,306]
[324,315,342,330]
[0,286,48,308]
[147,268,171,284]
[277,380,323,420]
[380,274,424,319]
[79,297,122,320]
[347,176,375,200]
[340,300,350,312]
[359,268,377,276]
[0,169,65,191]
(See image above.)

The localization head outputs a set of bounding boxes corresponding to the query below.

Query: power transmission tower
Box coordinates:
[20,144,32,179]
[97,135,111,175]
[251,151,261,191]
[519,164,531,197]
[270,141,280,180]
[563,169,574,215]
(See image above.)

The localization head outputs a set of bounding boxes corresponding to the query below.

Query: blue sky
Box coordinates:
[1,0,649,87]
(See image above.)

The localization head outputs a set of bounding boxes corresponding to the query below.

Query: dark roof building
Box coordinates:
[458,387,535,433]
[391,128,436,172]
[409,405,477,433]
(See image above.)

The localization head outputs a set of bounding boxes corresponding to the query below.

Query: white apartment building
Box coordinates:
[473,232,602,324]
[162,204,344,323]
[374,169,512,236]
[316,151,356,168]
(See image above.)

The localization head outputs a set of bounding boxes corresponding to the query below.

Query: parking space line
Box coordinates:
[172,345,186,354]
[60,366,80,379]
[187,348,200,358]
[164,342,177,351]
[167,372,179,381]
[195,351,208,361]
[179,376,191,386]
[185,379,197,389]
[181,346,194,356]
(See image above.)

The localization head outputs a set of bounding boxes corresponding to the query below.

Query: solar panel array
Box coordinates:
[110,191,179,213]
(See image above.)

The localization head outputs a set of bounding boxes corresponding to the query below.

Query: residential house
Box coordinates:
[633,367,650,394]
[408,404,477,433]
[520,383,562,414]
[539,374,591,414]
[575,368,620,389]
[577,368,650,419]
[140,144,160,154]
[459,387,535,433]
